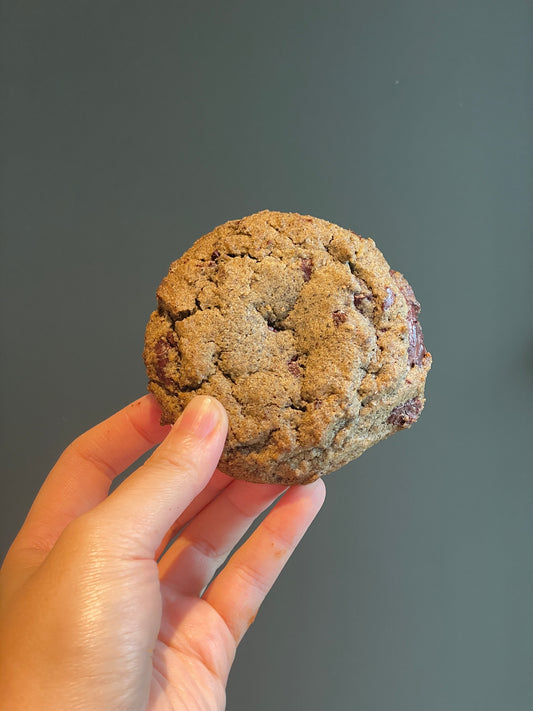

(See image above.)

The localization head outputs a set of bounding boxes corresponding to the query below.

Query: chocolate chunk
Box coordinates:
[166,330,178,347]
[387,397,423,428]
[389,269,426,366]
[383,287,395,311]
[354,292,373,309]
[300,257,313,282]
[332,311,347,326]
[408,320,426,367]
[407,294,421,319]
[288,355,301,376]
[208,249,221,267]
[155,338,172,386]
[390,270,418,310]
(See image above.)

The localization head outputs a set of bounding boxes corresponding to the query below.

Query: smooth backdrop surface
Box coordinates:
[1,2,531,710]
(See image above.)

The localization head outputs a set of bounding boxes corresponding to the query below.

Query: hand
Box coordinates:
[0,395,325,710]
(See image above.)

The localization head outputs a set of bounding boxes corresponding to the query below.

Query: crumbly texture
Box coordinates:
[144,210,432,485]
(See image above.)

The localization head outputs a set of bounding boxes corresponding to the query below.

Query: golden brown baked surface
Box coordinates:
[144,210,432,484]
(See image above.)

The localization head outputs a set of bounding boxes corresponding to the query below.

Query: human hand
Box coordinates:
[0,395,325,711]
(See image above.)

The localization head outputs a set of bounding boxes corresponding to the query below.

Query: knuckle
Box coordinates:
[226,487,260,520]
[234,559,271,599]
[225,482,286,520]
[65,435,118,481]
[123,406,156,448]
[60,510,110,557]
[150,435,199,474]
[262,520,295,556]
[189,534,226,565]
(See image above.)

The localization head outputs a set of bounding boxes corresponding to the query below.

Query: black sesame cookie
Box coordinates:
[143,210,432,485]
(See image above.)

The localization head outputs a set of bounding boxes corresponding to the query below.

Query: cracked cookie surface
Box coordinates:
[143,210,432,484]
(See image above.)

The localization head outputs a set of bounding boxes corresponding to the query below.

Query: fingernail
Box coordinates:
[176,396,221,438]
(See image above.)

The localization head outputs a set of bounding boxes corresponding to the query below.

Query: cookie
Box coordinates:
[143,210,432,485]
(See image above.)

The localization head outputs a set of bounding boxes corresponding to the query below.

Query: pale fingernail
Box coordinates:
[176,396,223,438]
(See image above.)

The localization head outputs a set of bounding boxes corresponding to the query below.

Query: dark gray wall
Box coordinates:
[1,2,531,709]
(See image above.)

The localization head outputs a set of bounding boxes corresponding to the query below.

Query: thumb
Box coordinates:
[88,395,228,558]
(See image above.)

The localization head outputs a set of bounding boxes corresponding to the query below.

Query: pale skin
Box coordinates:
[0,394,326,710]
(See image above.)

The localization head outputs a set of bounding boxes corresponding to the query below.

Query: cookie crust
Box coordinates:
[144,211,432,484]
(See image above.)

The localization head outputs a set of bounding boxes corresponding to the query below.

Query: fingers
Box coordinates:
[202,478,326,644]
[158,479,287,596]
[89,396,228,559]
[12,394,170,556]
[154,468,234,560]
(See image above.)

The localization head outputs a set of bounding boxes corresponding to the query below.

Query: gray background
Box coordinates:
[1,1,531,709]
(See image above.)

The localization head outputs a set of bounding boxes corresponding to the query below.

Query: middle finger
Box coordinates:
[155,468,234,560]
[158,479,287,596]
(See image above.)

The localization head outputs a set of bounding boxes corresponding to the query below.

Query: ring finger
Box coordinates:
[158,479,287,596]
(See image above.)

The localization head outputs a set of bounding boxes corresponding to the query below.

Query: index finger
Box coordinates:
[12,394,169,557]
